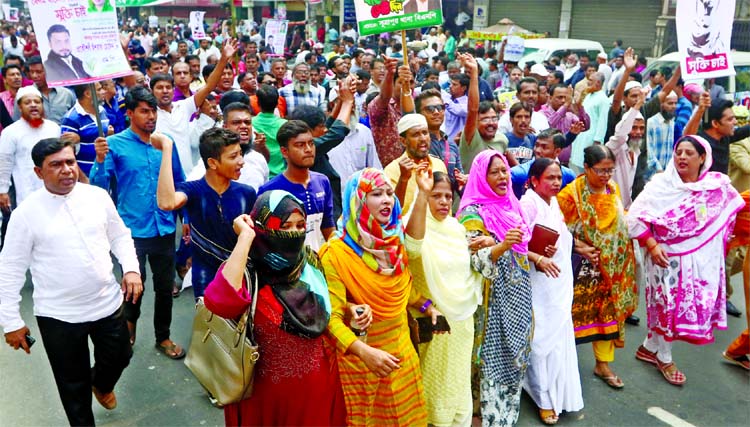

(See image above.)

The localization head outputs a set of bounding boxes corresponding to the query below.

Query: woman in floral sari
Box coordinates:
[627,136,744,385]
[557,145,637,389]
[457,150,532,427]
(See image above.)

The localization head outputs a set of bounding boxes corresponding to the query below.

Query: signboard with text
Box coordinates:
[677,0,736,79]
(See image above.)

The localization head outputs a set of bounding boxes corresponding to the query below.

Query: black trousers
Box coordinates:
[37,305,132,427]
[128,233,175,343]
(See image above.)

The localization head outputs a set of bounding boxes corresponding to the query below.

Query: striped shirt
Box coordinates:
[60,102,110,176]
[646,112,675,177]
[278,83,326,116]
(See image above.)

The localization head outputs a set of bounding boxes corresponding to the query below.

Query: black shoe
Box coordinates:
[726,301,742,318]
[625,315,640,326]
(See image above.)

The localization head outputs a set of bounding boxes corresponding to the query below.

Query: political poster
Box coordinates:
[5,7,19,22]
[189,11,206,40]
[265,19,287,57]
[354,0,443,36]
[27,0,131,87]
[473,0,489,29]
[677,0,736,79]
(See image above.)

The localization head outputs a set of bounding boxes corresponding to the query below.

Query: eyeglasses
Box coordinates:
[422,104,445,113]
[479,116,500,124]
[590,166,616,176]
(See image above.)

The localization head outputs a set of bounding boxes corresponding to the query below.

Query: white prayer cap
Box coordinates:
[530,63,549,77]
[16,85,42,104]
[398,114,428,135]
[597,52,607,60]
[624,81,642,94]
[665,91,678,99]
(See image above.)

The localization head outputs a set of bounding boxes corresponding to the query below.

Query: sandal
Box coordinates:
[538,408,559,425]
[155,341,186,360]
[593,370,625,389]
[635,345,658,365]
[656,359,686,386]
[722,352,750,371]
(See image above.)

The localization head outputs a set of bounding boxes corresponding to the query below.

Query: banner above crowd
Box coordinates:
[114,0,178,6]
[354,0,443,36]
[27,0,132,87]
[677,0,736,79]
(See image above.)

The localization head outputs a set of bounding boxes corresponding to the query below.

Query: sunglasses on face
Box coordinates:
[422,104,445,113]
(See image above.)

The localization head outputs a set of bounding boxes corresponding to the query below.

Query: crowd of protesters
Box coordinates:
[0,12,748,427]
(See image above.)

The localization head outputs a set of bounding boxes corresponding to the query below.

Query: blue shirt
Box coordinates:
[428,131,463,190]
[510,159,577,199]
[103,95,127,134]
[259,172,334,229]
[505,132,536,164]
[259,172,335,251]
[89,128,185,238]
[673,97,693,142]
[176,178,256,295]
[60,103,110,176]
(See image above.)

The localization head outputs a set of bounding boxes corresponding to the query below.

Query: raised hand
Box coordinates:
[232,214,255,238]
[149,132,172,151]
[414,161,433,193]
[623,47,637,71]
[221,37,238,59]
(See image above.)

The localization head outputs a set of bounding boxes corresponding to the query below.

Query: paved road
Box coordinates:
[1,273,748,426]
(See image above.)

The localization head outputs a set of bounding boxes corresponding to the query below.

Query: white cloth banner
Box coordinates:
[27,0,131,87]
[265,19,288,57]
[189,11,206,40]
[677,0,736,79]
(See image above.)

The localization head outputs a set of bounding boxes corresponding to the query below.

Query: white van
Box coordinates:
[643,51,750,106]
[518,38,605,68]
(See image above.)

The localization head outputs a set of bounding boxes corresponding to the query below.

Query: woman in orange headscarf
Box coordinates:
[320,168,439,426]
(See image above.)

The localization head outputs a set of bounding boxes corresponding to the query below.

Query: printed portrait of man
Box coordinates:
[44,24,91,82]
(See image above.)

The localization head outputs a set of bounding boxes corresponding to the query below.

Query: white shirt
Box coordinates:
[605,107,641,209]
[342,28,358,42]
[295,50,310,65]
[0,184,139,333]
[497,110,550,136]
[598,63,613,91]
[328,124,382,199]
[187,149,269,192]
[157,97,198,174]
[194,45,221,70]
[0,119,61,204]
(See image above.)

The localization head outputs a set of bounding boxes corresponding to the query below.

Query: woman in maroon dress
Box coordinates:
[204,190,345,426]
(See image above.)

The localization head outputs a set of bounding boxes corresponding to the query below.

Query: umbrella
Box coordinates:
[481,18,531,35]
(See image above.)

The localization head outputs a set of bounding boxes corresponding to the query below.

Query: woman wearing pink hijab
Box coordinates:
[457,150,533,427]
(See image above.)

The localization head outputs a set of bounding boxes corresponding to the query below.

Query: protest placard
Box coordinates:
[27,0,131,87]
[189,11,206,40]
[6,7,19,22]
[677,0,736,79]
[265,19,288,56]
[354,0,443,37]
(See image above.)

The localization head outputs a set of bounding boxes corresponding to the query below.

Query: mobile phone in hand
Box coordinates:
[25,334,35,348]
